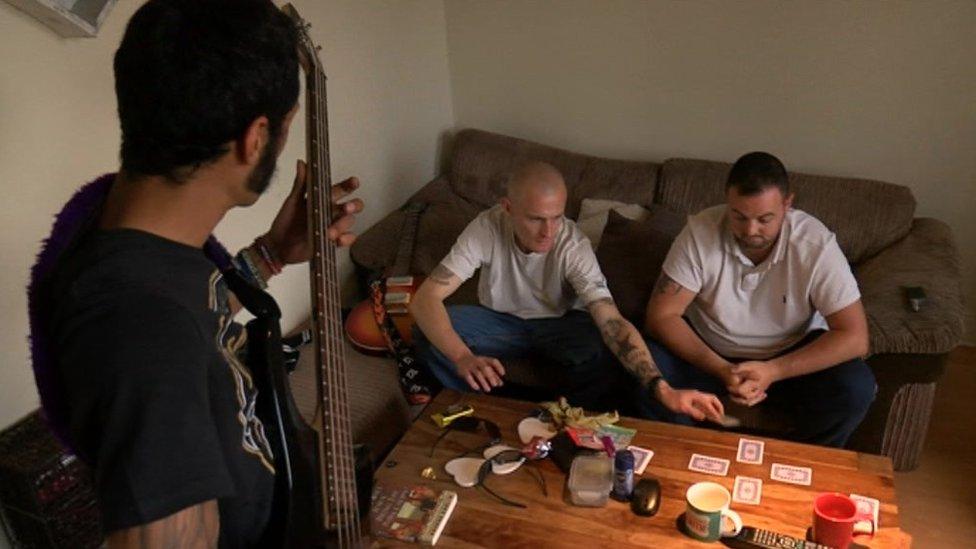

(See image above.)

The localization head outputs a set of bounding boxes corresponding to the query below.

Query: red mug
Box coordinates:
[812,493,874,548]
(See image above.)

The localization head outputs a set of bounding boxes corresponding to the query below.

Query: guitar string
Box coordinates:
[315,63,354,545]
[309,63,345,547]
[316,63,355,544]
[288,14,362,546]
[316,62,356,544]
[315,59,361,544]
[328,61,362,543]
[321,58,362,542]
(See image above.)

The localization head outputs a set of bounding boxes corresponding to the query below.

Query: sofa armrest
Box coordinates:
[855,218,965,355]
[350,176,450,274]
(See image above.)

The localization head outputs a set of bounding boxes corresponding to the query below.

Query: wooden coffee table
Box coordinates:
[373,390,910,547]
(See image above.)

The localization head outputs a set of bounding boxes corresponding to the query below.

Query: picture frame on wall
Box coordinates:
[4,0,118,38]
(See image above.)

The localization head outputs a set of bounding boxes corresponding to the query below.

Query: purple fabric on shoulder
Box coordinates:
[27,173,232,455]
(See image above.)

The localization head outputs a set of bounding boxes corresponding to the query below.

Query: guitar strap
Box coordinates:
[368,278,435,405]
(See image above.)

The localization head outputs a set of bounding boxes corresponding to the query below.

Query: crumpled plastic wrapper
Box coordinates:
[539,397,620,430]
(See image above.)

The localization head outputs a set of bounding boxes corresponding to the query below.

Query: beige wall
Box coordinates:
[219,0,455,326]
[2,0,973,542]
[0,0,451,478]
[444,0,976,341]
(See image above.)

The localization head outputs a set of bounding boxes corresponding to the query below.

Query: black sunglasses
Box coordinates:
[429,416,502,458]
[476,449,548,508]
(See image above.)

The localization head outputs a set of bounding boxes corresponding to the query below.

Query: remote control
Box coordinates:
[723,527,832,549]
[904,286,927,312]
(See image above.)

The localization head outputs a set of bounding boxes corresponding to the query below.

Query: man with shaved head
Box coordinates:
[411,161,726,423]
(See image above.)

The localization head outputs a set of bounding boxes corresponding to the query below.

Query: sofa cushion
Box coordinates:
[855,218,965,355]
[351,178,478,272]
[350,176,454,274]
[596,207,687,324]
[656,158,916,264]
[410,199,481,276]
[449,128,659,219]
[576,198,651,249]
[408,189,483,306]
[349,206,409,274]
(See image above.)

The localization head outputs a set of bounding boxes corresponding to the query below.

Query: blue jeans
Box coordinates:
[413,305,616,409]
[637,330,877,448]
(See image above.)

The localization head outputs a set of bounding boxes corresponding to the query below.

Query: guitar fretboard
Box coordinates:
[288,6,362,546]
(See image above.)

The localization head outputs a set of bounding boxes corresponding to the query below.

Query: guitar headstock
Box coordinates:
[281,3,322,75]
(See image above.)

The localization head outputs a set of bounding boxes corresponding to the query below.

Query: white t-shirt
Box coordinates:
[662,205,861,359]
[439,205,613,319]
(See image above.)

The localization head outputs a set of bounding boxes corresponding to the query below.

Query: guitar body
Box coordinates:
[345,201,428,355]
[240,296,319,547]
[344,301,386,354]
[345,275,425,354]
[227,273,373,548]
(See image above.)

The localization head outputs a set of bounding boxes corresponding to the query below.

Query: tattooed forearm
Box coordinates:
[428,264,455,286]
[653,274,682,296]
[600,318,661,387]
[108,501,218,548]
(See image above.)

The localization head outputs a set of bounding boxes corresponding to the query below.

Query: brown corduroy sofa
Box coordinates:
[346,128,965,471]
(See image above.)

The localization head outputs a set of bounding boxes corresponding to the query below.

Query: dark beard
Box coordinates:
[735,234,773,250]
[245,130,281,195]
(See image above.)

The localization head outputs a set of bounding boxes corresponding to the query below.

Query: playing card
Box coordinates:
[719,415,742,428]
[688,453,730,476]
[732,476,763,505]
[850,493,880,535]
[626,445,654,475]
[770,463,812,486]
[736,438,764,465]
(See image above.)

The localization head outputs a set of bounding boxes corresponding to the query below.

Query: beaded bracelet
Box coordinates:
[254,237,283,275]
[234,247,268,289]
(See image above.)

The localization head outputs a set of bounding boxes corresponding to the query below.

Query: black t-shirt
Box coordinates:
[49,228,275,547]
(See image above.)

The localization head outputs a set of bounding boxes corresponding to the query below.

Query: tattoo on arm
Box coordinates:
[653,274,682,296]
[109,501,219,549]
[600,318,662,387]
[428,265,455,286]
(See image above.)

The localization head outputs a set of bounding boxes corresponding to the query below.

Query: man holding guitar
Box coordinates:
[40,1,361,546]
[410,161,726,424]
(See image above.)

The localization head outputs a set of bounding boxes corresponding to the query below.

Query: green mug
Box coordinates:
[684,481,743,542]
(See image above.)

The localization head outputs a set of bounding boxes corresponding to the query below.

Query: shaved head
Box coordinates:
[506,161,566,203]
[501,161,567,253]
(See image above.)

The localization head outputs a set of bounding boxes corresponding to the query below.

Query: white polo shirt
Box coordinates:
[439,205,612,319]
[661,205,860,359]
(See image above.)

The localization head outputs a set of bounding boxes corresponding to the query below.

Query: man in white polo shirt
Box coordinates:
[644,152,876,447]
[411,161,725,423]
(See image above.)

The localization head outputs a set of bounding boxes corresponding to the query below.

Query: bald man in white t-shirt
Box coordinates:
[411,162,726,423]
[644,152,876,448]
